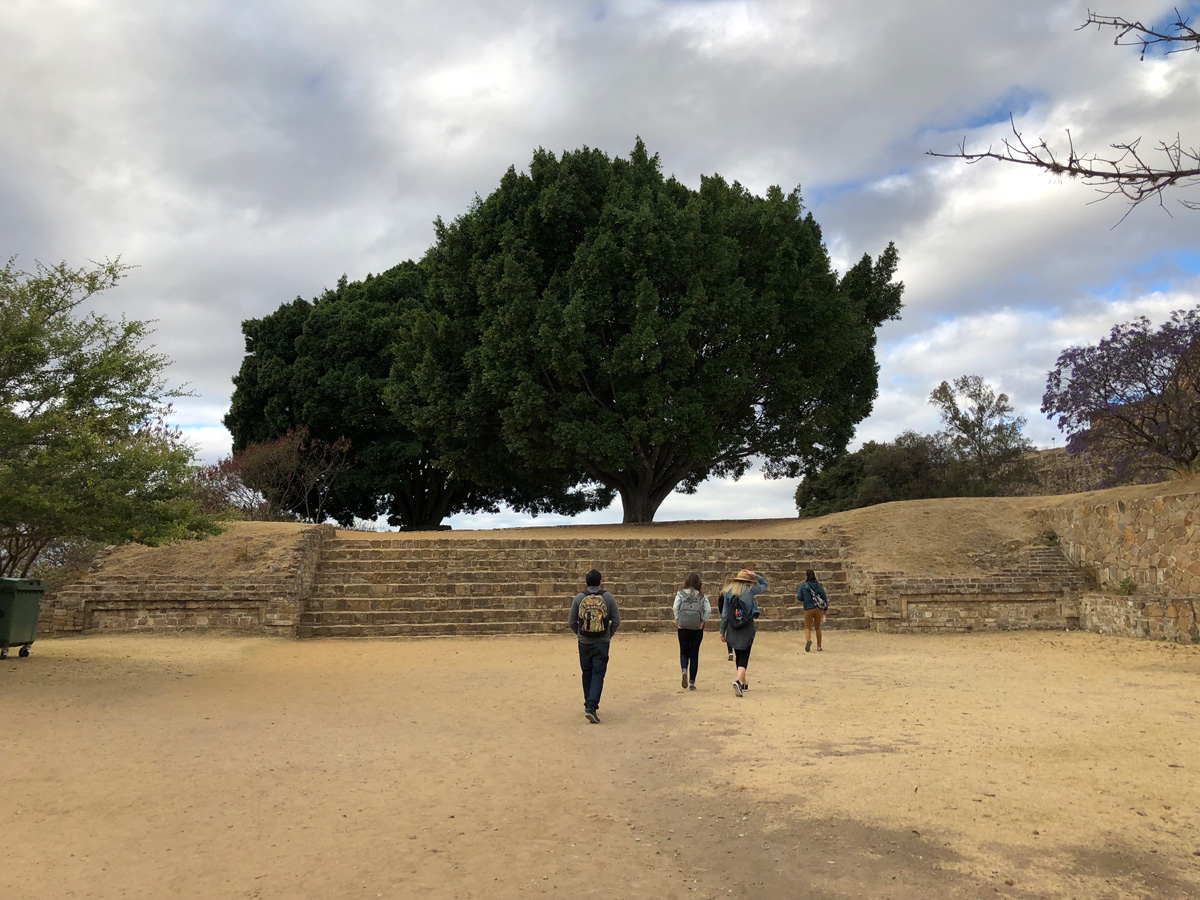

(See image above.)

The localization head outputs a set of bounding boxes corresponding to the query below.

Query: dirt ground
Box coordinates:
[3,630,1198,900]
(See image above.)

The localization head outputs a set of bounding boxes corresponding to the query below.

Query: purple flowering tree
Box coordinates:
[1042,308,1200,481]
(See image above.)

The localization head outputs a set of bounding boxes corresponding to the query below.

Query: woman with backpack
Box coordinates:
[797,568,829,652]
[719,569,767,697]
[672,573,710,690]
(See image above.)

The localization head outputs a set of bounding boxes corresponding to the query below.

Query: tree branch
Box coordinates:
[929,116,1200,222]
[1080,8,1200,59]
[928,11,1200,220]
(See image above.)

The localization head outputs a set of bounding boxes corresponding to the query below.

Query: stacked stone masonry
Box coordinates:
[851,548,1092,634]
[33,524,1103,640]
[43,525,333,635]
[1032,489,1200,644]
[299,537,862,639]
[1079,594,1198,644]
[1036,491,1199,597]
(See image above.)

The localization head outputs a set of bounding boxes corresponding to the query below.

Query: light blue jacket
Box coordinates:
[719,575,766,639]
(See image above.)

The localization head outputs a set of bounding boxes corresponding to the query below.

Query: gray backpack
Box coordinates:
[677,591,704,629]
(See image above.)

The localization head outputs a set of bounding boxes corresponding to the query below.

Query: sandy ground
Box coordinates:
[3,631,1198,900]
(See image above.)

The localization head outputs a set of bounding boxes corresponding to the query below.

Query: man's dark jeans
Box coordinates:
[578,641,610,713]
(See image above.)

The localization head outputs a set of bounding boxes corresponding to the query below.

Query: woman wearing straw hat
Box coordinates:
[719,569,767,697]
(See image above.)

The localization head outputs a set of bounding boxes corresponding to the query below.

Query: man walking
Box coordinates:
[569,569,620,724]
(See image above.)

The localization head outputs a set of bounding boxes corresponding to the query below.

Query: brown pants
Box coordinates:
[804,609,824,648]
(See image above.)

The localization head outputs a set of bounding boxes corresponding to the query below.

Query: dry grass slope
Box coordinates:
[92,478,1191,581]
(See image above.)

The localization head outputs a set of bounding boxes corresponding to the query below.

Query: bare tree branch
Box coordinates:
[1080,7,1200,60]
[929,116,1200,222]
[927,11,1200,221]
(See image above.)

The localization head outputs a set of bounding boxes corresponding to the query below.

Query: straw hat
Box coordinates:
[731,569,757,583]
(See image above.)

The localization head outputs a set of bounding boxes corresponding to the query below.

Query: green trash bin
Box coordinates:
[0,577,46,659]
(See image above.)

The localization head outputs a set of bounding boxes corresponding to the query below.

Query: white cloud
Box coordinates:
[3,0,1198,530]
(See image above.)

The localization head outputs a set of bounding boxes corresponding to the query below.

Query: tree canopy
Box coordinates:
[929,374,1035,494]
[225,263,607,529]
[1042,306,1200,480]
[795,373,1036,516]
[795,431,949,517]
[0,258,217,577]
[394,140,903,522]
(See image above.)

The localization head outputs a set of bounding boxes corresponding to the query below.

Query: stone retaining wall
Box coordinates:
[1036,490,1200,597]
[855,547,1090,633]
[29,516,1109,640]
[43,524,333,636]
[1079,593,1198,644]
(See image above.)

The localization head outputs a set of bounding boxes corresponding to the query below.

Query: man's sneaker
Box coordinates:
[585,710,600,724]
[688,683,696,691]
[727,651,734,661]
[805,640,812,652]
[682,670,689,689]
[732,681,743,697]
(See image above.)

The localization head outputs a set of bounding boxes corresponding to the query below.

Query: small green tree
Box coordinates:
[929,375,1035,494]
[0,258,217,577]
[795,431,949,516]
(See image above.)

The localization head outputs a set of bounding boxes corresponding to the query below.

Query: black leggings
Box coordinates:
[677,628,704,681]
[733,644,752,669]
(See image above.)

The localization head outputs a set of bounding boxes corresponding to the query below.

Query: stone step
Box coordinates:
[300,607,864,628]
[293,617,864,639]
[303,594,863,616]
[322,538,845,550]
[309,578,849,598]
[314,571,849,585]
[299,607,866,630]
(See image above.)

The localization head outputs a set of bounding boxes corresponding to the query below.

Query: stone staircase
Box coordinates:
[297,536,866,638]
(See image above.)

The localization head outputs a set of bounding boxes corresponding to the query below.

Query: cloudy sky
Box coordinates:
[4,0,1198,527]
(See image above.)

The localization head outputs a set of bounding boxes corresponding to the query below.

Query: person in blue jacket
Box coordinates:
[719,569,766,697]
[797,568,829,652]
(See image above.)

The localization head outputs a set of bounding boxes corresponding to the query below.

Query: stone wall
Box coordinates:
[302,536,864,637]
[856,548,1091,633]
[1079,593,1198,644]
[30,518,1106,640]
[44,524,333,636]
[1036,491,1200,597]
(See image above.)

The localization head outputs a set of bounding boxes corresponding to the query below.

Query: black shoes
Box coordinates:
[682,670,689,689]
[805,640,812,652]
[585,710,600,724]
[732,681,743,697]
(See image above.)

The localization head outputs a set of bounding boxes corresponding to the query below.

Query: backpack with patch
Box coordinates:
[677,591,704,630]
[578,592,609,636]
[729,592,753,630]
[807,582,829,612]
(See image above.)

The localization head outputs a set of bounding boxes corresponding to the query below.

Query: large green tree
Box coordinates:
[0,258,217,577]
[395,141,903,522]
[226,263,606,529]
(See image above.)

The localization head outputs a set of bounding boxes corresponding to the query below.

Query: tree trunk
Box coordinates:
[618,480,679,524]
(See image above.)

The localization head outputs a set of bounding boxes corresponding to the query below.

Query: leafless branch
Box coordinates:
[1080,8,1200,59]
[929,116,1200,221]
[928,10,1200,221]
